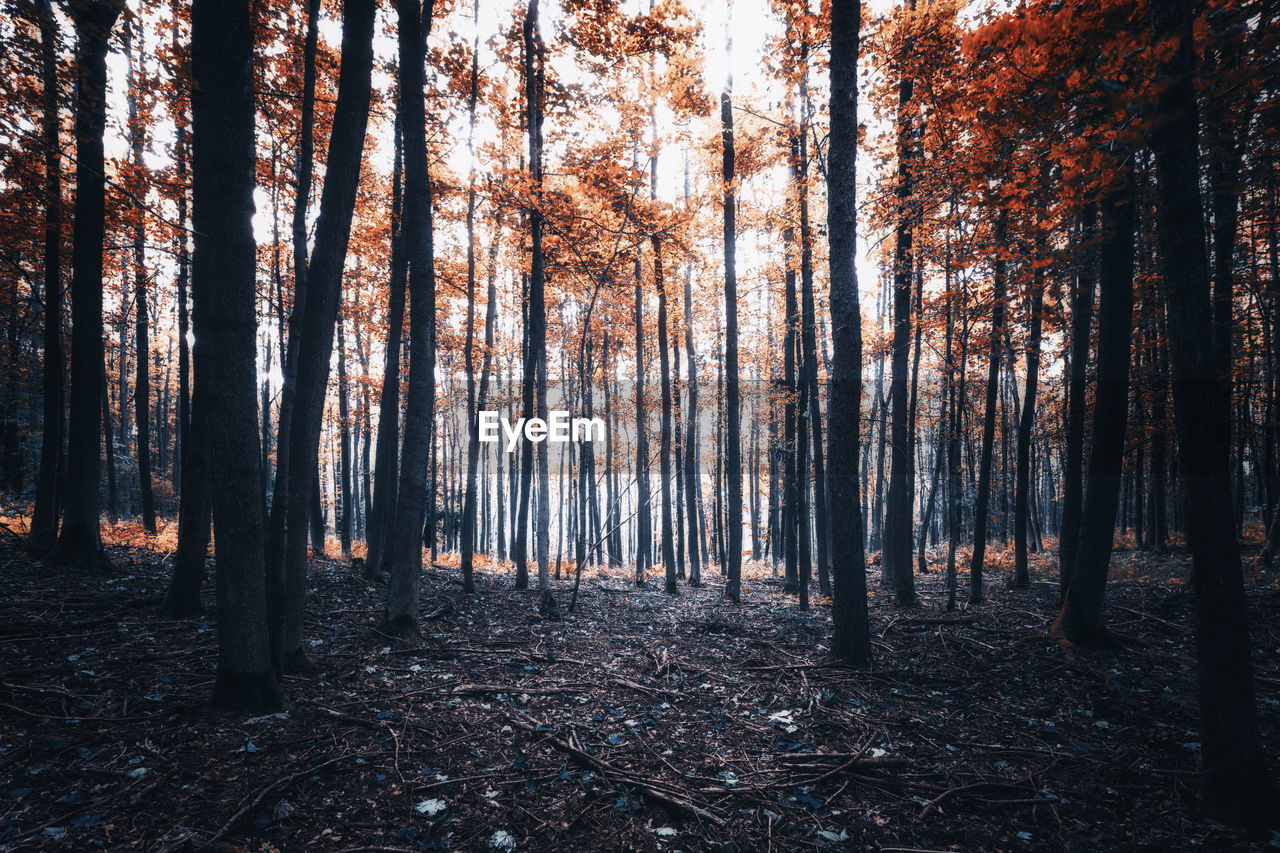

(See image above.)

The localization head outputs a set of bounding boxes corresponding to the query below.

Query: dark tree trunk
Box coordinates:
[125,22,156,535]
[382,0,437,638]
[1053,174,1135,646]
[462,209,500,592]
[826,0,870,665]
[968,212,1008,603]
[266,0,321,651]
[721,52,743,603]
[656,231,677,594]
[30,0,65,550]
[1014,253,1045,588]
[163,60,211,618]
[525,0,553,605]
[337,312,352,557]
[50,0,123,573]
[460,10,485,592]
[366,118,406,582]
[1148,0,1278,824]
[1059,204,1095,596]
[886,45,915,606]
[783,231,799,592]
[280,0,376,665]
[633,252,650,587]
[191,0,282,711]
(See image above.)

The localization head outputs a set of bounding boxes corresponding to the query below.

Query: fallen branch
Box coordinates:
[506,711,726,826]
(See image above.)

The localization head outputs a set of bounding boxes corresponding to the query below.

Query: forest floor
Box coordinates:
[1,516,1279,852]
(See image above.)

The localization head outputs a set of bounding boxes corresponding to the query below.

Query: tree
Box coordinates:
[1053,173,1135,646]
[382,0,437,639]
[191,0,282,712]
[885,2,916,606]
[124,19,156,535]
[827,0,870,666]
[278,0,377,665]
[720,21,742,605]
[967,210,1007,604]
[49,0,124,573]
[29,0,64,550]
[1059,204,1095,596]
[1147,0,1277,824]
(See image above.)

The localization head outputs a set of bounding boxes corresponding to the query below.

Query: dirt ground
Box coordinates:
[1,518,1278,852]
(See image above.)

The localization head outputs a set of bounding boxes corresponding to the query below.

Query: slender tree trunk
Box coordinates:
[886,36,916,605]
[719,42,743,602]
[968,211,1008,603]
[366,118,406,581]
[525,0,555,610]
[266,0,321,646]
[460,6,485,591]
[783,232,799,592]
[1014,251,1045,587]
[337,312,353,557]
[30,0,65,549]
[281,0,377,664]
[383,0,437,638]
[462,209,501,592]
[50,0,123,573]
[1060,204,1096,595]
[1053,174,1135,645]
[125,22,156,534]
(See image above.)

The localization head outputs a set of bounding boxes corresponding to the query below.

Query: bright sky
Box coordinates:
[90,0,906,383]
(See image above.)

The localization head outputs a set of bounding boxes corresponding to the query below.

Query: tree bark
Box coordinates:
[125,21,156,535]
[968,211,1008,603]
[1059,204,1095,596]
[1053,174,1134,646]
[1148,0,1278,824]
[382,0,438,639]
[30,0,65,550]
[191,0,282,711]
[366,117,406,582]
[721,34,743,603]
[280,0,377,664]
[50,0,123,573]
[826,0,870,665]
[1013,245,1045,587]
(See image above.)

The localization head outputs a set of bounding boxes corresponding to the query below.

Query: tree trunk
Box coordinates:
[968,211,1008,603]
[191,0,282,711]
[281,0,377,664]
[1059,204,1096,595]
[125,22,156,535]
[50,0,123,573]
[1053,174,1135,646]
[337,312,353,557]
[1148,0,1278,823]
[525,0,554,610]
[366,117,406,582]
[886,38,915,606]
[826,0,870,665]
[1013,250,1045,588]
[721,43,743,602]
[30,0,65,550]
[266,0,321,647]
[383,0,437,639]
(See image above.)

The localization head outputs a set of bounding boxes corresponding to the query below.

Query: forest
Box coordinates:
[0,0,1278,848]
